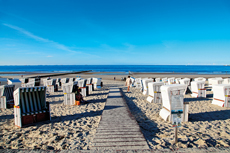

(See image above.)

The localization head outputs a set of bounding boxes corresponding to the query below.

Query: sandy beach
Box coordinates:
[1,72,230,152]
[0,82,110,150]
[121,83,230,149]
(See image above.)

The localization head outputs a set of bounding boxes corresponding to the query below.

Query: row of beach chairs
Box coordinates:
[62,78,102,105]
[130,77,230,123]
[0,76,102,127]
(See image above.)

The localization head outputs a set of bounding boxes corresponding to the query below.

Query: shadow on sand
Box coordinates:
[189,110,230,122]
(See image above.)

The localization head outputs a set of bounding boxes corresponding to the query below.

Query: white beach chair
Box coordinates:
[223,78,230,84]
[28,78,37,86]
[14,86,51,127]
[68,78,75,83]
[212,84,230,107]
[146,82,164,103]
[28,78,35,83]
[61,78,67,84]
[21,82,35,87]
[162,78,168,85]
[208,78,214,87]
[168,77,175,85]
[0,84,15,108]
[62,82,74,94]
[78,79,88,97]
[41,78,47,86]
[92,78,102,89]
[86,78,92,84]
[175,78,181,84]
[62,82,77,105]
[86,78,93,93]
[179,78,191,93]
[44,79,58,93]
[191,81,206,98]
[60,78,68,89]
[8,79,21,90]
[159,84,188,122]
[43,79,52,86]
[208,78,224,87]
[134,78,142,88]
[179,78,190,85]
[130,77,135,87]
[155,78,161,82]
[47,80,54,93]
[212,78,224,86]
[142,78,154,95]
[194,77,206,82]
[19,78,27,84]
[55,78,61,89]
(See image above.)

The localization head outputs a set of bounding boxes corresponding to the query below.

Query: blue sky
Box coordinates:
[1,0,230,65]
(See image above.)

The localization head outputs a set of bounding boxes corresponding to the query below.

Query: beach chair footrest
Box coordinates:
[22,115,34,126]
[21,111,50,127]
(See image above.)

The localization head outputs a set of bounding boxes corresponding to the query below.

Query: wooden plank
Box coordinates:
[92,87,149,150]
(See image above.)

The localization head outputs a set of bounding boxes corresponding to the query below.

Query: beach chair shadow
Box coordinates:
[103,105,124,110]
[108,91,120,93]
[47,94,64,98]
[84,95,108,104]
[184,97,213,102]
[49,100,63,105]
[120,88,160,146]
[189,110,230,122]
[89,93,108,96]
[0,114,14,120]
[106,95,121,98]
[37,105,122,126]
[206,94,213,98]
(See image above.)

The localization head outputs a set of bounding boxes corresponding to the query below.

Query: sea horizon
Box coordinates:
[0,65,230,75]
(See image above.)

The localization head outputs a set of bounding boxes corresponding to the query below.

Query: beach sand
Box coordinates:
[0,73,230,152]
[0,81,111,150]
[121,83,230,150]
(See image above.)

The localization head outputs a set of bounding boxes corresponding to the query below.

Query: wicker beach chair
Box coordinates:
[147,82,164,103]
[162,78,168,85]
[62,82,79,105]
[168,77,175,85]
[191,81,206,98]
[179,78,191,93]
[8,78,21,90]
[134,78,142,88]
[0,84,15,108]
[92,78,102,89]
[86,78,93,93]
[159,84,189,122]
[142,78,153,95]
[14,86,51,127]
[212,84,230,107]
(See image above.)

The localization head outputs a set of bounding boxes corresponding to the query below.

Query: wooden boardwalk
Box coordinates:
[92,87,149,150]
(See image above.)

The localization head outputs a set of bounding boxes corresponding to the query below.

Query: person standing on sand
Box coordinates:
[125,76,132,92]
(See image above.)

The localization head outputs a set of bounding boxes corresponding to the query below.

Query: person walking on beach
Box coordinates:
[125,76,132,92]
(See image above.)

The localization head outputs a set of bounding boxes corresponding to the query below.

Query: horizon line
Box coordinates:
[0,64,229,66]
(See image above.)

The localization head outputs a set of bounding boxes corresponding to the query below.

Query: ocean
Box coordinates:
[0,65,230,75]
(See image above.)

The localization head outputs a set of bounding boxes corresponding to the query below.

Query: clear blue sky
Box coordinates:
[1,0,230,65]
